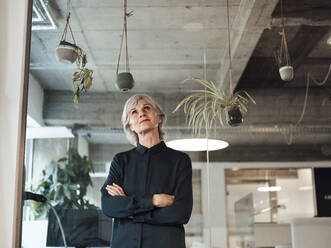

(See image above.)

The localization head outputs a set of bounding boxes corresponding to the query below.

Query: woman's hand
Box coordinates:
[152,194,175,207]
[106,183,126,196]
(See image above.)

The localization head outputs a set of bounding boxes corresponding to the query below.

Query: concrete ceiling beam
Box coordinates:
[44,87,331,128]
[271,17,331,27]
[217,0,279,94]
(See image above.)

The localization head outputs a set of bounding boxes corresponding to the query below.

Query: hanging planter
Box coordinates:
[115,0,134,91]
[55,9,78,64]
[55,1,93,105]
[116,72,134,91]
[226,105,243,127]
[173,0,256,134]
[55,40,78,64]
[279,65,294,81]
[173,78,256,135]
[274,0,294,82]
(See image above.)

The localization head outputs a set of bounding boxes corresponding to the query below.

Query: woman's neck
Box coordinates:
[138,129,160,148]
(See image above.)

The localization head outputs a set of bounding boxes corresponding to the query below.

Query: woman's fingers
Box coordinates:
[105,184,126,196]
[113,183,125,195]
[152,194,175,207]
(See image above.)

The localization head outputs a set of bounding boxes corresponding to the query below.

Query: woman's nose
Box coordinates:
[139,111,145,118]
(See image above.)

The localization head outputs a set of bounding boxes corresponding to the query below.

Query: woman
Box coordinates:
[100,94,193,248]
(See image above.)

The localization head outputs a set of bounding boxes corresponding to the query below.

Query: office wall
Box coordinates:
[0,0,29,247]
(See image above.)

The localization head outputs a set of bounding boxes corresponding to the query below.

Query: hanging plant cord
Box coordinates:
[116,0,133,75]
[226,0,234,96]
[279,0,290,66]
[60,0,76,45]
[282,64,331,145]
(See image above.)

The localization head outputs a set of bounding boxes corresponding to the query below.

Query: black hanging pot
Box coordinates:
[227,105,243,127]
[116,72,134,91]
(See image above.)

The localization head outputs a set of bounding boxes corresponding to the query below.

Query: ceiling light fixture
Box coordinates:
[257,186,282,192]
[327,36,331,46]
[166,138,229,152]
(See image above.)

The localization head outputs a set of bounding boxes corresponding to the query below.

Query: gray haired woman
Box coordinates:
[101,94,193,248]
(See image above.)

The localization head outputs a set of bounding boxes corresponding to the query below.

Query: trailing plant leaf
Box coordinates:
[72,46,93,105]
[173,77,256,135]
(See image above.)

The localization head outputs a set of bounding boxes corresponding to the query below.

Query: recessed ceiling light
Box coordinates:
[257,186,282,192]
[166,138,229,152]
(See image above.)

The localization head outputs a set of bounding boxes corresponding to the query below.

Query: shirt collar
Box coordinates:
[136,141,167,154]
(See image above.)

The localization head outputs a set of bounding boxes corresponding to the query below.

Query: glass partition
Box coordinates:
[226,168,314,248]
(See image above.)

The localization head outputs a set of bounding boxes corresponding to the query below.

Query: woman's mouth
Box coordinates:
[140,119,150,124]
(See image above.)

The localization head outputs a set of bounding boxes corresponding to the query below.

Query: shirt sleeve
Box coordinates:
[100,154,155,218]
[132,154,193,225]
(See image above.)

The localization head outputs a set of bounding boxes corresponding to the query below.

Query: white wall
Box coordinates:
[27,74,44,127]
[0,0,29,247]
[78,135,89,158]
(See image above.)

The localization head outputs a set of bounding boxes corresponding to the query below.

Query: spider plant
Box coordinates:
[72,46,93,105]
[173,77,256,136]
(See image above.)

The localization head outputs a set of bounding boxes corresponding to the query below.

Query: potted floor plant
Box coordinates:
[173,78,256,135]
[30,148,97,218]
[29,148,101,246]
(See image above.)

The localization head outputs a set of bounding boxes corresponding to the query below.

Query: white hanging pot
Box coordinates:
[55,41,78,64]
[116,72,134,91]
[279,65,294,81]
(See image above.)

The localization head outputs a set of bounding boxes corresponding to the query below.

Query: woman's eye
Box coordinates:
[131,110,137,115]
[144,106,150,110]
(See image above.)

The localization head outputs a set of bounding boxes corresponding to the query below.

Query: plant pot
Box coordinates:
[55,41,78,64]
[116,72,134,91]
[227,106,243,127]
[279,65,294,81]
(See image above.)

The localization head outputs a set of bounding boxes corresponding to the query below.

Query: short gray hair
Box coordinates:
[121,94,166,146]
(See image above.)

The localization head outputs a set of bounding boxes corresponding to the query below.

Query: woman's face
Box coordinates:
[129,99,161,135]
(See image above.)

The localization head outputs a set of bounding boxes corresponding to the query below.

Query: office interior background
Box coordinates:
[1,0,331,247]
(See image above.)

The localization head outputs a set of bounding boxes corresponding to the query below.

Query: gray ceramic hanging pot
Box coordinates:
[116,72,134,91]
[55,41,78,64]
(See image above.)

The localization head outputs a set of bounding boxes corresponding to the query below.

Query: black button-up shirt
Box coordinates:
[100,141,193,248]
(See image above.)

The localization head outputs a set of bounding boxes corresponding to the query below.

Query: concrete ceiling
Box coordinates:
[28,0,331,160]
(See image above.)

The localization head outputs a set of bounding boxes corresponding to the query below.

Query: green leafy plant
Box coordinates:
[72,47,93,105]
[173,78,256,135]
[30,148,97,219]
